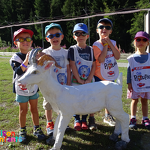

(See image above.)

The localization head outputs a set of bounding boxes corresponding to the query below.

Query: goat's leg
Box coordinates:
[110,110,130,142]
[52,114,71,150]
[53,113,60,139]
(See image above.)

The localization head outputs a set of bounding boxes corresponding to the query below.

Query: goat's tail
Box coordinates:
[116,72,123,87]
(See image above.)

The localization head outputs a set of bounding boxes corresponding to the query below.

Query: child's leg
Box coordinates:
[81,115,88,130]
[29,98,39,126]
[74,115,81,131]
[19,102,28,127]
[88,114,97,130]
[141,98,150,129]
[141,98,148,118]
[103,108,115,126]
[45,109,53,121]
[29,98,46,140]
[129,99,138,129]
[43,99,54,136]
[130,99,138,117]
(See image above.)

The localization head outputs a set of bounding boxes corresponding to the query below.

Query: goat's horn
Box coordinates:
[32,48,43,64]
[28,48,37,65]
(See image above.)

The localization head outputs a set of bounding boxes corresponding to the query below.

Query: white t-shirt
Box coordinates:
[42,47,69,68]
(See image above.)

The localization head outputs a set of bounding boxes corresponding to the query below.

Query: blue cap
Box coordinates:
[97,18,113,28]
[73,23,88,33]
[45,23,63,35]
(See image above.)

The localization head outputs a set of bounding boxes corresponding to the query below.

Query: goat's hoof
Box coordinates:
[109,133,118,142]
[115,140,128,150]
[46,136,55,145]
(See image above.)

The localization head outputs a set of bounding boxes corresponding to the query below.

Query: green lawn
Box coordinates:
[0,58,150,150]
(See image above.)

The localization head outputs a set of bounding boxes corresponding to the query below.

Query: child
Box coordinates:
[68,23,96,131]
[93,18,120,126]
[42,23,71,138]
[127,31,150,130]
[10,28,46,143]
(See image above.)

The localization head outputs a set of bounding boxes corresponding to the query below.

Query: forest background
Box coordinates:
[0,0,150,52]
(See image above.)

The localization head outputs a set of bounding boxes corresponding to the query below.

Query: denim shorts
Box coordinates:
[16,92,39,103]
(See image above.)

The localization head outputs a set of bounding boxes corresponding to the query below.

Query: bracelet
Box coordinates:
[22,63,27,68]
[103,43,108,46]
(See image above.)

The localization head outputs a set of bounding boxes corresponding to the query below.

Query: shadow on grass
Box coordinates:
[55,124,148,150]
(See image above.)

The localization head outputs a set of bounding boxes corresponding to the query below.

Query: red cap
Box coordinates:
[13,28,34,41]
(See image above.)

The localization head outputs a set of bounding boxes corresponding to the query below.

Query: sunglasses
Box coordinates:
[74,32,87,37]
[15,37,32,42]
[47,33,62,39]
[98,25,112,30]
[136,38,148,42]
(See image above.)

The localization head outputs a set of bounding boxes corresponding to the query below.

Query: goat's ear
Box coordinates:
[44,61,54,70]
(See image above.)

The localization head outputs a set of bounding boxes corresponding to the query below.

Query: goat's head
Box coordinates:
[18,48,58,88]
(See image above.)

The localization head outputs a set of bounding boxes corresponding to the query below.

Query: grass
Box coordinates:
[0,58,150,150]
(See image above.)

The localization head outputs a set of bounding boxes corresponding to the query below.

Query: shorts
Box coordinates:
[94,76,102,82]
[43,98,52,110]
[94,76,114,82]
[16,92,39,103]
[127,89,150,99]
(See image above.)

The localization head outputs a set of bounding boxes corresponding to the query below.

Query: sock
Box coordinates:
[131,116,136,119]
[82,115,88,122]
[20,126,26,130]
[34,125,39,130]
[47,120,52,123]
[143,116,148,120]
[105,113,109,117]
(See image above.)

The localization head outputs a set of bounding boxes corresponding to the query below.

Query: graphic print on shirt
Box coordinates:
[78,65,90,80]
[128,54,150,92]
[100,41,119,80]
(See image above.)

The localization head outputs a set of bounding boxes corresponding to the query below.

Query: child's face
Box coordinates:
[46,28,64,48]
[73,31,89,44]
[14,33,33,54]
[134,37,149,49]
[96,22,112,38]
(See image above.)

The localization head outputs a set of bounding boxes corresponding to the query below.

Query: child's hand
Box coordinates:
[128,83,132,92]
[23,51,30,65]
[78,78,85,84]
[103,36,111,45]
[85,79,91,84]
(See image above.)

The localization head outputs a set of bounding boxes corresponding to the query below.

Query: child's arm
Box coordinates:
[20,51,30,72]
[67,64,71,85]
[85,61,96,84]
[104,36,120,60]
[69,60,85,84]
[98,41,108,63]
[127,64,132,92]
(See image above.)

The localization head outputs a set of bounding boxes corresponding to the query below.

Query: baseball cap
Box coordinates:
[97,18,113,28]
[13,28,34,41]
[73,23,88,33]
[45,23,63,35]
[134,31,150,40]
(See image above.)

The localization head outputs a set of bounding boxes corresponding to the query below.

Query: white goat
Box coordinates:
[19,49,130,150]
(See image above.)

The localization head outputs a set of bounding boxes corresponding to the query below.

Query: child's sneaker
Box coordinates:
[129,118,137,129]
[88,117,97,131]
[33,127,46,141]
[142,118,150,130]
[19,129,27,143]
[46,122,54,136]
[103,115,116,126]
[81,122,88,130]
[74,122,81,131]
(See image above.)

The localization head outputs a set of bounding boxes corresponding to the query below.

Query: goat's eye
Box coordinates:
[32,71,37,74]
